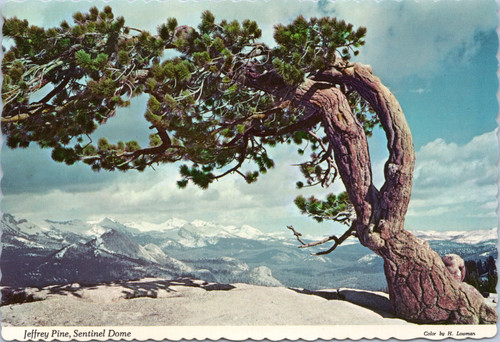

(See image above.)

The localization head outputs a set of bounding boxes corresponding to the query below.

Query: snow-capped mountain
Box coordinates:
[125,218,189,231]
[357,254,380,264]
[1,213,497,291]
[126,217,276,248]
[45,218,93,235]
[411,228,497,245]
[2,214,47,236]
[1,214,84,249]
[95,217,142,236]
[0,214,283,288]
[131,218,270,239]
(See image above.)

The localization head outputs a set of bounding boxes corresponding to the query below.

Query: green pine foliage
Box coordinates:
[272,16,366,85]
[3,7,375,224]
[294,192,352,224]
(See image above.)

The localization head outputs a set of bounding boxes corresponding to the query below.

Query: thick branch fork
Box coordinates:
[316,64,416,230]
[275,63,495,324]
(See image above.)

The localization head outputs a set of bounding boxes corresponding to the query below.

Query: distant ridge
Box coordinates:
[411,227,497,245]
[2,213,497,291]
[7,213,497,245]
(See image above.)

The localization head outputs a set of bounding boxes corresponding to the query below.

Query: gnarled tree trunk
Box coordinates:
[246,62,496,324]
[307,63,496,324]
[382,230,496,323]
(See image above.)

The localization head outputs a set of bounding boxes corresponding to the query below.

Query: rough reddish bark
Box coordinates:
[308,63,496,324]
[246,63,497,324]
[382,230,496,323]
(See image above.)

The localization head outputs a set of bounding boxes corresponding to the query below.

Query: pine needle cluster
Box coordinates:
[3,7,376,223]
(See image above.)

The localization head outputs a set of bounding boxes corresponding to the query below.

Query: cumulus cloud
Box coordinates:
[2,142,341,234]
[323,0,497,81]
[5,0,494,82]
[1,0,496,235]
[406,130,497,230]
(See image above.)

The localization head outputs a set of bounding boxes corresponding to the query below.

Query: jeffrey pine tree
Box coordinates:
[2,7,496,324]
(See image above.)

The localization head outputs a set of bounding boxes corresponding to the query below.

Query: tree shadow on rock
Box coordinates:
[117,278,236,299]
[338,289,395,318]
[46,283,98,298]
[2,278,237,304]
[1,287,45,305]
[290,287,395,318]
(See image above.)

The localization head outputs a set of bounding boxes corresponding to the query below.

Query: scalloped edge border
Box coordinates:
[1,325,497,341]
[1,0,499,341]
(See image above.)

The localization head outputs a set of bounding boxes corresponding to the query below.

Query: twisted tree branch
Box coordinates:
[287,224,356,255]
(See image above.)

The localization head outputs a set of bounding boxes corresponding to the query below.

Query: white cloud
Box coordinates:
[326,0,496,80]
[5,0,494,82]
[2,0,496,235]
[406,130,497,229]
[7,126,496,232]
[2,143,340,234]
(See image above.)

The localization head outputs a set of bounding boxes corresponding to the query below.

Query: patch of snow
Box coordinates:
[316,256,329,263]
[412,227,497,244]
[14,236,45,249]
[226,225,267,240]
[357,254,379,264]
[18,222,48,236]
[160,240,182,248]
[45,219,91,235]
[162,218,189,229]
[93,249,107,257]
[191,219,212,228]
[46,230,64,239]
[266,232,288,240]
[96,235,104,245]
[140,243,193,273]
[86,218,103,225]
[85,225,109,237]
[126,218,189,231]
[99,217,119,225]
[54,246,70,259]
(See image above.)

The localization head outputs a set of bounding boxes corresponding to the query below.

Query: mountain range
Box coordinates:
[1,213,497,291]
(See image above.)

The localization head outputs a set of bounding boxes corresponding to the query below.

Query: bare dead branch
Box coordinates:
[287,224,356,256]
[286,225,307,246]
[314,226,356,255]
[298,235,338,248]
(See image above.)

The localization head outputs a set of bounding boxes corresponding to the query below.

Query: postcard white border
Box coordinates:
[0,325,497,341]
[1,0,499,341]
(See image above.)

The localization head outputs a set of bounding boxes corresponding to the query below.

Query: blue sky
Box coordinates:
[1,0,498,236]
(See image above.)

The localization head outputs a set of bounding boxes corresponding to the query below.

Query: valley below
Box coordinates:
[1,213,497,327]
[2,213,496,292]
